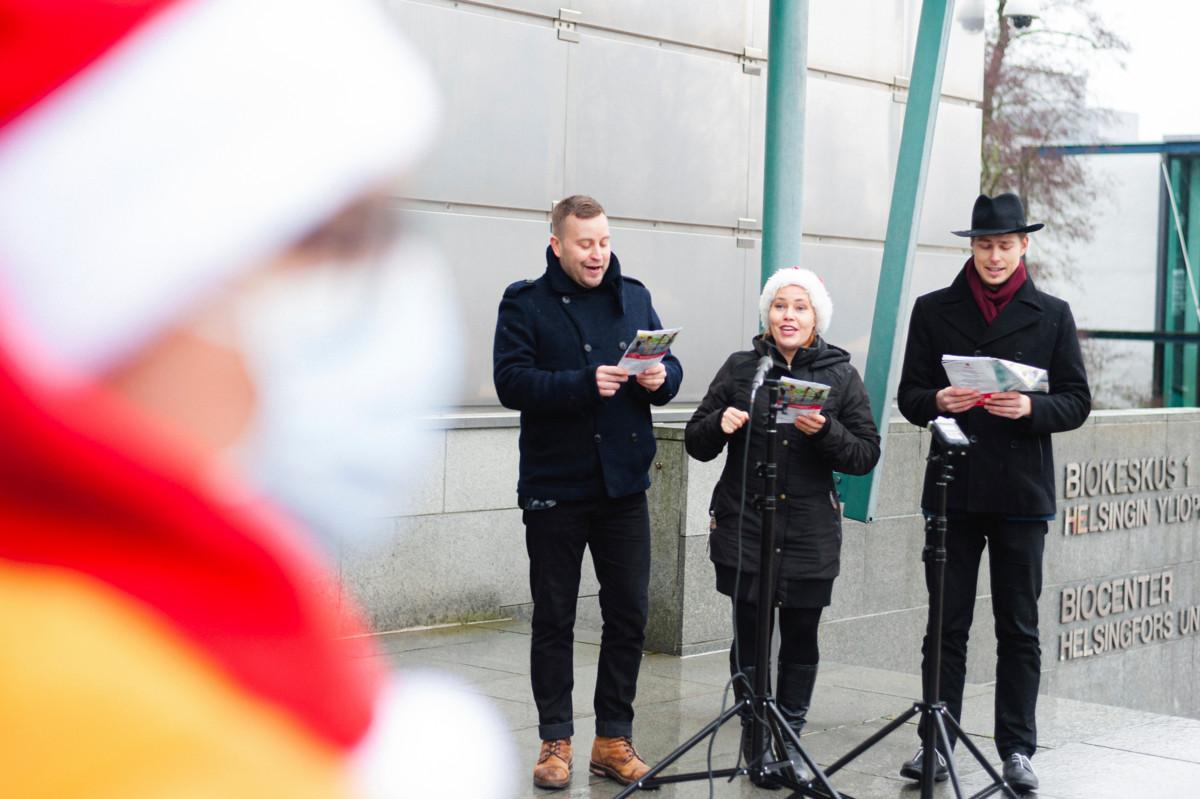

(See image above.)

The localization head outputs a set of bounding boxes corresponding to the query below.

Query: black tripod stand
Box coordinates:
[615,379,841,798]
[816,417,1017,799]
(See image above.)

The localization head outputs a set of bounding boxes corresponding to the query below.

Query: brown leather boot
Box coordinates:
[532,738,572,789]
[589,735,652,786]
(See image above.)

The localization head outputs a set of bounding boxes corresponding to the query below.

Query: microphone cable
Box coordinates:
[703,353,773,796]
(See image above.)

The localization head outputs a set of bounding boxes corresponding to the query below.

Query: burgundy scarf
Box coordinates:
[965,257,1027,324]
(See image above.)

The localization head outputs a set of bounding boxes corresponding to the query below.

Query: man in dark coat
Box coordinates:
[897,193,1091,793]
[493,194,682,790]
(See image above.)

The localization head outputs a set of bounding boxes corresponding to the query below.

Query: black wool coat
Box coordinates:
[685,336,880,582]
[897,266,1091,516]
[493,247,682,501]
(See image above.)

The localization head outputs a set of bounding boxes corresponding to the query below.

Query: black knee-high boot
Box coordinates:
[775,662,818,784]
[731,662,779,789]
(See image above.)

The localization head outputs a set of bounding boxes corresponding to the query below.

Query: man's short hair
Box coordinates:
[551,195,606,237]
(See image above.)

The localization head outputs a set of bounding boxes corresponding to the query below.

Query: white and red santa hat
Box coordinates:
[0,4,519,797]
[759,266,834,336]
[0,0,438,385]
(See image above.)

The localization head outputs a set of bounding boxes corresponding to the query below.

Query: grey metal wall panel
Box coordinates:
[746,59,767,223]
[940,15,985,102]
[450,0,571,18]
[600,226,755,404]
[408,210,551,406]
[798,242,886,369]
[896,0,984,102]
[410,211,760,408]
[573,0,749,54]
[568,36,754,227]
[909,250,972,305]
[390,0,984,411]
[801,78,895,241]
[747,0,770,53]
[917,101,984,248]
[392,1,568,211]
[807,0,903,85]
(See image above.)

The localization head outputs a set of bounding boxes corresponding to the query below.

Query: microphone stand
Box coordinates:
[815,433,1017,799]
[614,378,841,799]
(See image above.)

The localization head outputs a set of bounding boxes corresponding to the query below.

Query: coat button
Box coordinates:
[782,439,789,447]
[619,341,627,349]
[631,432,638,441]
[593,434,602,443]
[562,296,571,304]
[584,343,592,352]
[1015,351,1023,359]
[1010,440,1019,448]
[779,493,787,500]
[969,435,979,444]
[775,548,782,555]
[973,349,982,356]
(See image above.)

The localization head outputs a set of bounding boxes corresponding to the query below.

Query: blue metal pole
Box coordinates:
[841,0,956,522]
[760,0,810,285]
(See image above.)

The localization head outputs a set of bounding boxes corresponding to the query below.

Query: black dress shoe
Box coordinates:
[899,747,948,782]
[1002,752,1039,793]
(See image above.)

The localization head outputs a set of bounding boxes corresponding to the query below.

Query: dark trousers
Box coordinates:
[524,492,650,741]
[919,514,1046,758]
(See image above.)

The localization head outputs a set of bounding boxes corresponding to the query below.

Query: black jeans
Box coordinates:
[524,492,650,741]
[919,514,1046,758]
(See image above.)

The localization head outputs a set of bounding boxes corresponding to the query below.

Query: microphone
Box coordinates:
[750,355,773,391]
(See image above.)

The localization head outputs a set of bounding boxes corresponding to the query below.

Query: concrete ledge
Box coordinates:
[347,407,1200,718]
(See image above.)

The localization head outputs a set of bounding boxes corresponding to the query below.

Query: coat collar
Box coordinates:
[543,245,625,310]
[936,264,1045,347]
[752,333,837,371]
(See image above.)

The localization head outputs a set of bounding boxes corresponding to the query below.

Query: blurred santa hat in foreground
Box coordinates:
[0,1,514,797]
[0,0,434,382]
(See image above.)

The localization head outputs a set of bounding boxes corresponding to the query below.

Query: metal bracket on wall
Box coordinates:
[736,217,760,249]
[556,8,580,43]
[891,75,910,104]
[741,46,765,75]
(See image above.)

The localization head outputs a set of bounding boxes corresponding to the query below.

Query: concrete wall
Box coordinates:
[345,408,1200,719]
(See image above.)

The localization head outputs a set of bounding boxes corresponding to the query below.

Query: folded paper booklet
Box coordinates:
[776,377,831,424]
[941,354,1049,399]
[617,327,681,374]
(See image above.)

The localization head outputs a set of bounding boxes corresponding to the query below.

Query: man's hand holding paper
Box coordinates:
[940,354,1048,409]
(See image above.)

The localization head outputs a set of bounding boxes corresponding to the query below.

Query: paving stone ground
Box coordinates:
[380,619,1200,798]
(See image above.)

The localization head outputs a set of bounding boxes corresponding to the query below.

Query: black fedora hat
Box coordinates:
[952,192,1044,237]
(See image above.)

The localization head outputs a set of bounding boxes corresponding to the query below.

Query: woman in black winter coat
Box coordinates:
[685,267,880,785]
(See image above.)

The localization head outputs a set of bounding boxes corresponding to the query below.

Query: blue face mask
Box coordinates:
[223,239,459,549]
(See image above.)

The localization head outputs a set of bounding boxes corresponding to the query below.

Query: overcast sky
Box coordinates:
[1085,0,1200,141]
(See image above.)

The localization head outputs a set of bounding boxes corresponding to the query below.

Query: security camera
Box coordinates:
[1004,0,1038,28]
[956,0,985,32]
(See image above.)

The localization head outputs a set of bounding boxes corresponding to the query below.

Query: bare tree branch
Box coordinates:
[982,0,1129,278]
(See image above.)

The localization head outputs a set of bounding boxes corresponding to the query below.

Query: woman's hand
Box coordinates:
[720,407,750,435]
[794,412,826,435]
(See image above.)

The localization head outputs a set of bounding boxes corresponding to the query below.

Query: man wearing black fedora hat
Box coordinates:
[895,193,1091,792]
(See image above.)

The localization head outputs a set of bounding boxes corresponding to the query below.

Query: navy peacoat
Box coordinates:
[493,247,682,501]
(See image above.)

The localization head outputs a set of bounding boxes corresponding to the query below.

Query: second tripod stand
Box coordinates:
[817,419,1017,799]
